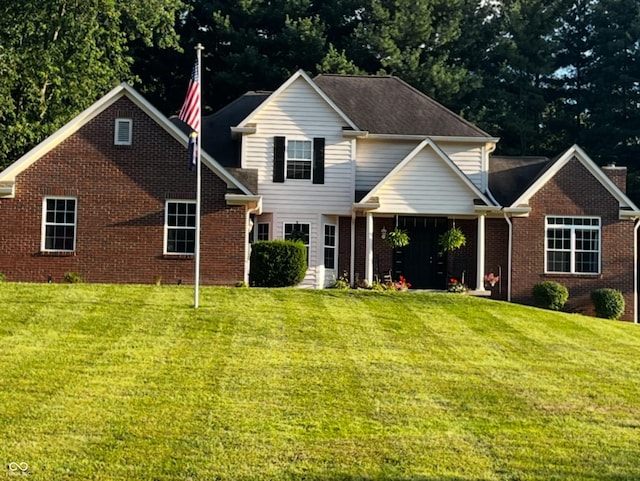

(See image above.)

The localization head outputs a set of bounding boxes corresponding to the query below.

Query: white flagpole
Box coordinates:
[194,43,204,309]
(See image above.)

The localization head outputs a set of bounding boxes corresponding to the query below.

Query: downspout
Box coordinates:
[486,185,511,302]
[503,213,513,302]
[635,219,639,323]
[350,211,356,288]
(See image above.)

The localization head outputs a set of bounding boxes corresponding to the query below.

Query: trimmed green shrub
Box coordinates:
[64,271,83,283]
[532,281,569,310]
[0,272,5,282]
[591,288,625,320]
[250,240,307,287]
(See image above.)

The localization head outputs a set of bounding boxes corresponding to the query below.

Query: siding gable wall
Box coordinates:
[374,147,479,215]
[355,139,485,192]
[243,77,354,215]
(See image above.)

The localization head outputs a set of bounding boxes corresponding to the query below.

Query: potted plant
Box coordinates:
[385,227,410,248]
[438,226,466,253]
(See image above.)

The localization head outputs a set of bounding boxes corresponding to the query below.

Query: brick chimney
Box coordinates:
[602,162,627,193]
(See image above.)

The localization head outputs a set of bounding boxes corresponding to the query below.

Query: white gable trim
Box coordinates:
[359,138,495,207]
[235,69,359,131]
[511,144,640,211]
[0,83,253,196]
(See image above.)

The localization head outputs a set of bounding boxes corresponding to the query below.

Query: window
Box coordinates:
[273,137,325,184]
[165,201,196,254]
[114,118,132,145]
[257,223,270,241]
[42,197,77,252]
[286,140,312,180]
[284,222,310,264]
[546,217,600,274]
[249,222,270,243]
[324,224,336,269]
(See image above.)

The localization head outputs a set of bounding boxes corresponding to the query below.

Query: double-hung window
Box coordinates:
[165,201,196,254]
[324,224,336,269]
[284,223,310,265]
[545,216,600,274]
[286,140,312,180]
[42,197,77,252]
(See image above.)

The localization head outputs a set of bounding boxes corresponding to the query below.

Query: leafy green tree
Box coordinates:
[0,0,183,170]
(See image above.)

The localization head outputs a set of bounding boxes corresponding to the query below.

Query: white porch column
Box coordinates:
[365,212,374,286]
[476,214,488,292]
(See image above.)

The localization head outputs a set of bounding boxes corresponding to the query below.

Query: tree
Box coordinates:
[350,0,474,104]
[0,0,184,170]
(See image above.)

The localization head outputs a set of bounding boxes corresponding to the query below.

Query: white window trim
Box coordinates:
[323,223,337,270]
[114,118,133,146]
[544,216,601,274]
[285,138,313,181]
[41,196,77,252]
[164,200,196,255]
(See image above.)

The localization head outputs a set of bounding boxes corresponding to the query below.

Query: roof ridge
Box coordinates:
[390,76,491,137]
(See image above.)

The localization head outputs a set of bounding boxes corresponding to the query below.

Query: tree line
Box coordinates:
[2,0,639,198]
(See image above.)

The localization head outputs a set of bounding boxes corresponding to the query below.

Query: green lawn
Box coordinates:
[0,283,639,481]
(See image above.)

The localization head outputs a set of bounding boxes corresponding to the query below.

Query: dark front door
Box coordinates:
[394,217,448,289]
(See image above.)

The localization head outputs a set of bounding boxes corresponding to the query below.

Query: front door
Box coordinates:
[394,217,447,289]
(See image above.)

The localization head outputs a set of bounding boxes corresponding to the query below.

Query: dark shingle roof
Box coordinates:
[314,75,491,137]
[171,91,270,168]
[489,155,550,206]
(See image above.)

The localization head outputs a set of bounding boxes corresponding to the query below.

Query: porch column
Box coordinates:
[476,214,488,292]
[365,212,374,286]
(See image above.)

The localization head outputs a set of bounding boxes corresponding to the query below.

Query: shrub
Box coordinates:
[0,272,5,282]
[591,288,625,320]
[532,281,569,310]
[250,240,307,287]
[64,271,83,283]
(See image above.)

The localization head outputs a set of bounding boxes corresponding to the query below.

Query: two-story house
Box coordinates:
[1,70,638,321]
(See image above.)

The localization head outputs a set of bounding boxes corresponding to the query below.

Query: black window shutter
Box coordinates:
[273,136,285,183]
[313,137,325,184]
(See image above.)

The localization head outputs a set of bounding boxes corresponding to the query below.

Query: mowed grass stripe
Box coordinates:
[1,284,639,480]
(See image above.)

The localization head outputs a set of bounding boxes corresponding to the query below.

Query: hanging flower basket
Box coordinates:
[438,226,466,252]
[385,227,410,248]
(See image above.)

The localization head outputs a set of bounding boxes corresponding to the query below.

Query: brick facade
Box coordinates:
[0,97,247,285]
[511,158,635,320]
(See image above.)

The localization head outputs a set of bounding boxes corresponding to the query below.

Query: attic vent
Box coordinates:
[114,118,132,145]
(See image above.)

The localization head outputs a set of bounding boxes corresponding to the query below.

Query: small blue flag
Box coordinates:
[188,132,198,172]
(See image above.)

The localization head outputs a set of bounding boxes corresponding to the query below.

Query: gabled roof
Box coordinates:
[0,83,254,196]
[314,75,493,138]
[172,91,270,168]
[236,70,359,130]
[360,138,495,207]
[488,155,550,206]
[510,145,640,212]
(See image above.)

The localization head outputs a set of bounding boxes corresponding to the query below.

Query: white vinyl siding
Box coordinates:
[373,148,479,215]
[114,118,132,145]
[439,143,484,190]
[355,139,486,192]
[355,139,418,191]
[243,77,354,215]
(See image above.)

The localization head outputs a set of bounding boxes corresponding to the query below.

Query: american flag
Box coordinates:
[178,60,200,133]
